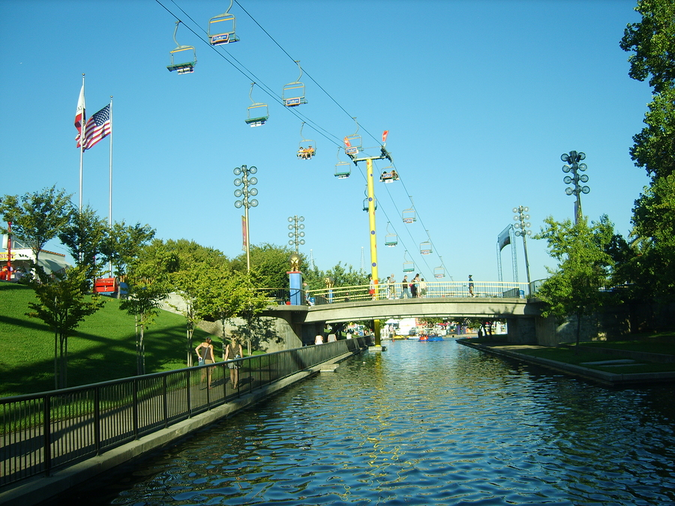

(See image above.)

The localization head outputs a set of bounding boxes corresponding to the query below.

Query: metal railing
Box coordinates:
[0,338,369,488]
[307,280,532,305]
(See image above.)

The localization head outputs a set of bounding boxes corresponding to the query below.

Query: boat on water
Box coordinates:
[419,331,443,342]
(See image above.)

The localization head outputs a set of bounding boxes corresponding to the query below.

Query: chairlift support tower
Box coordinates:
[347,131,392,313]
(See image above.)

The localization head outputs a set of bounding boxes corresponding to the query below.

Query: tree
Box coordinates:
[120,240,175,375]
[102,220,155,279]
[620,0,675,303]
[534,216,615,347]
[26,265,105,389]
[0,186,73,268]
[58,204,109,285]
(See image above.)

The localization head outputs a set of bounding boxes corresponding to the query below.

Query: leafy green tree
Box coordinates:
[619,0,675,303]
[534,216,615,347]
[26,265,105,389]
[232,243,296,289]
[0,186,73,268]
[120,240,175,375]
[102,221,155,280]
[58,204,109,285]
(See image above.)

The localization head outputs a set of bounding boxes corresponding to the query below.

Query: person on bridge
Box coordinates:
[388,274,396,299]
[401,275,410,298]
[411,274,420,298]
[468,275,475,297]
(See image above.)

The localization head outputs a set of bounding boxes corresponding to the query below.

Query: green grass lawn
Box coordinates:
[0,282,214,397]
[494,334,675,374]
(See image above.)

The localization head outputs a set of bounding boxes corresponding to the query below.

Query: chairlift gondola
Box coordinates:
[434,265,445,278]
[380,164,399,183]
[403,251,414,272]
[384,222,398,247]
[208,0,240,45]
[167,21,197,74]
[420,231,432,255]
[334,147,351,178]
[343,119,362,157]
[245,83,268,127]
[402,207,416,223]
[297,122,316,160]
[283,61,308,107]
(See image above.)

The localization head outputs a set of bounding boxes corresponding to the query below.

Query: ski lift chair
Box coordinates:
[167,21,197,74]
[208,2,240,46]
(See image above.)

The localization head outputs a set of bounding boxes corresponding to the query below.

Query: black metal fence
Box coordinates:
[0,338,369,488]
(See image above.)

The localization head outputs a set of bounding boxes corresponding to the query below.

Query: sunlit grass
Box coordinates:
[0,282,213,397]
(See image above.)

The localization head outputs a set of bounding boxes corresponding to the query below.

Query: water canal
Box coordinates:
[45,340,675,505]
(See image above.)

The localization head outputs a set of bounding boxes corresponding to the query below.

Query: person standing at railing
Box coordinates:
[401,275,410,298]
[195,337,215,389]
[419,278,427,298]
[468,275,475,297]
[388,274,396,299]
[225,336,244,389]
[411,274,419,298]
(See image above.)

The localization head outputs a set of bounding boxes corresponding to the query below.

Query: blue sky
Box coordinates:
[0,0,652,285]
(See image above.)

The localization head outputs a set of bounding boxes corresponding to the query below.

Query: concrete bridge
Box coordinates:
[262,282,550,346]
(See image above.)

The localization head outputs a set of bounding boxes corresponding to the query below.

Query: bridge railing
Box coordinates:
[308,280,531,305]
[0,338,369,489]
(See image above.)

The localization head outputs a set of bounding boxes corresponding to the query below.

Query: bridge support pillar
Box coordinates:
[505,316,537,344]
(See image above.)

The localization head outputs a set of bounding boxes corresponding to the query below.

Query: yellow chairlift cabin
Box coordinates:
[403,251,415,273]
[343,119,362,158]
[207,0,240,45]
[283,61,308,107]
[297,122,316,160]
[167,21,197,74]
[335,148,351,179]
[380,164,399,183]
[384,222,398,247]
[245,83,268,127]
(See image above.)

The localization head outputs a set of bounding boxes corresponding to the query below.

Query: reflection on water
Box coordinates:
[47,340,675,505]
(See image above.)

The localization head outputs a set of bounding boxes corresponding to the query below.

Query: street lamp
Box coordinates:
[288,215,305,253]
[513,205,532,296]
[561,151,590,225]
[234,165,258,272]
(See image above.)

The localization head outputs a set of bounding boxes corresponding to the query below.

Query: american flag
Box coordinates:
[80,104,111,150]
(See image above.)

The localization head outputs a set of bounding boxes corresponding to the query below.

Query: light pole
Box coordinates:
[233,165,258,272]
[561,151,590,225]
[288,215,305,253]
[513,206,532,296]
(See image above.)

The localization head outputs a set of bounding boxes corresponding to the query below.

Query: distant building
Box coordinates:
[1,235,70,280]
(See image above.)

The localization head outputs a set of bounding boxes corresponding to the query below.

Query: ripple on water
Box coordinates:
[46,341,675,505]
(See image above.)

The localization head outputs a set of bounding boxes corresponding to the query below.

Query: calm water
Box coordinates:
[49,340,675,505]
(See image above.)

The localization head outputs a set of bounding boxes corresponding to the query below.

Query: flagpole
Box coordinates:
[79,74,85,211]
[108,96,114,277]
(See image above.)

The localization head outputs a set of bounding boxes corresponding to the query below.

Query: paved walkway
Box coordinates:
[457,339,675,387]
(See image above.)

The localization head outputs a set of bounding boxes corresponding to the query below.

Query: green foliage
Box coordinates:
[535,216,615,345]
[620,0,675,306]
[620,0,675,94]
[232,243,295,289]
[102,220,156,278]
[0,283,211,397]
[58,204,109,284]
[0,186,73,265]
[303,261,368,290]
[25,265,105,389]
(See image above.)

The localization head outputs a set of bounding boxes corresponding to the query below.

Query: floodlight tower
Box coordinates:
[513,206,532,296]
[561,151,590,225]
[233,165,258,272]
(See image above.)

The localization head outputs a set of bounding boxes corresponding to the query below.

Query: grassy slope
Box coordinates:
[0,282,213,397]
